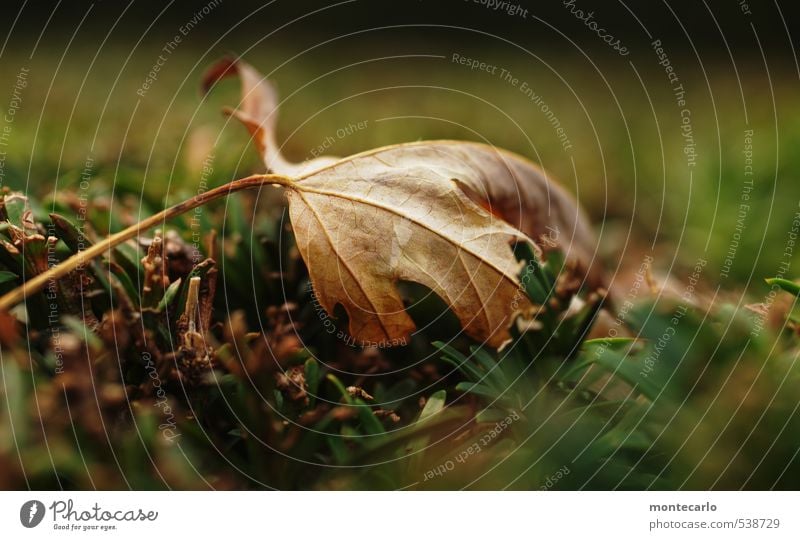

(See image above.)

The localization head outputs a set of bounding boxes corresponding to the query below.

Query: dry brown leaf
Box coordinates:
[200,56,603,347]
[286,141,535,347]
[202,57,601,286]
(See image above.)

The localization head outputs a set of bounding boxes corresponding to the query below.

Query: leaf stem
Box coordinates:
[0,173,293,312]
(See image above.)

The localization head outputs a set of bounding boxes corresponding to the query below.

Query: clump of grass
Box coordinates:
[0,186,798,489]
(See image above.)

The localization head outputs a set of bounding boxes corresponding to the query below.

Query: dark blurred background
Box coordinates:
[7,0,798,52]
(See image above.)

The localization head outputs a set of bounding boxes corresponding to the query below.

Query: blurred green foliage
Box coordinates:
[0,42,797,284]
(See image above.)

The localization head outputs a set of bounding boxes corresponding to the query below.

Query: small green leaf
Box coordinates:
[766,277,800,297]
[418,390,446,422]
[1,193,29,228]
[469,346,498,376]
[157,278,182,312]
[49,213,91,252]
[565,293,606,359]
[355,399,385,436]
[113,241,144,277]
[541,250,566,286]
[326,374,353,404]
[590,350,663,402]
[583,337,639,348]
[0,270,18,284]
[434,341,484,382]
[455,382,499,401]
[304,358,320,407]
[107,261,140,304]
[176,259,216,316]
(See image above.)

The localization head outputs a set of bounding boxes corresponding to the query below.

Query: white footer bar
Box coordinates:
[1,491,797,539]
